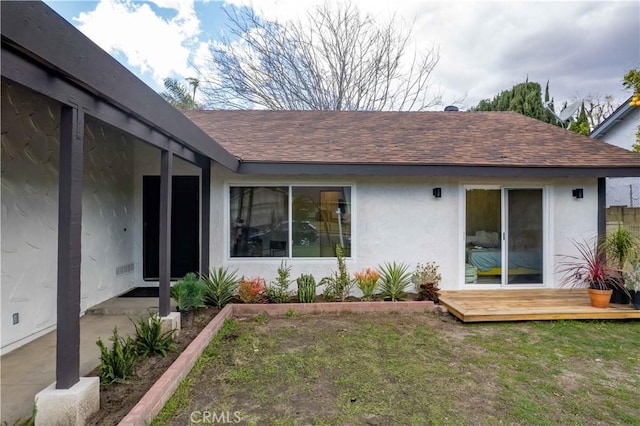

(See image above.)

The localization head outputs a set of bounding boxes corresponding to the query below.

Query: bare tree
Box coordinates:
[570,94,617,130]
[201,2,441,110]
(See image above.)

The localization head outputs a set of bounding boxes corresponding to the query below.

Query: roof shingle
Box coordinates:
[183,110,640,169]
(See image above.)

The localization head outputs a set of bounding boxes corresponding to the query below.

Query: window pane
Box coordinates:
[465,189,501,284]
[230,187,288,257]
[292,186,351,257]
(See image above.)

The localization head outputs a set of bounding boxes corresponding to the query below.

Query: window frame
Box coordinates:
[226,182,355,261]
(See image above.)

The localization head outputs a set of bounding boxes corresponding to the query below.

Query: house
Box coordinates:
[590,97,640,206]
[3,1,640,422]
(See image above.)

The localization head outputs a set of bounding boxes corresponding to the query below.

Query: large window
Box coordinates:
[230,186,351,258]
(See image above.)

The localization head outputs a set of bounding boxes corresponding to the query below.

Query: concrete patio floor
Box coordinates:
[0,296,175,424]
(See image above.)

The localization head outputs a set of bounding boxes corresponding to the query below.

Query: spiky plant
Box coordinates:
[378,261,412,301]
[203,266,239,309]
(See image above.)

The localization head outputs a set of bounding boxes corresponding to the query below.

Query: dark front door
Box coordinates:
[143,175,199,280]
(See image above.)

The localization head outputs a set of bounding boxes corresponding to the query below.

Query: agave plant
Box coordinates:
[202,266,238,309]
[378,261,412,301]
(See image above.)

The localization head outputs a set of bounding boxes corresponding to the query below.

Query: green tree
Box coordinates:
[568,102,590,136]
[623,67,640,152]
[472,80,558,125]
[160,77,200,110]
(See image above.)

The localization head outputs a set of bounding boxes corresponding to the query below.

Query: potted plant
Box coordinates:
[557,238,622,308]
[412,262,442,303]
[170,272,206,326]
[622,260,640,309]
[603,226,637,304]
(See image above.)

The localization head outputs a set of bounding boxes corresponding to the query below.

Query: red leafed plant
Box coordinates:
[557,238,622,291]
[238,277,267,303]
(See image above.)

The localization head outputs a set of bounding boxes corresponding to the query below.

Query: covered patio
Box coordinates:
[439,289,640,322]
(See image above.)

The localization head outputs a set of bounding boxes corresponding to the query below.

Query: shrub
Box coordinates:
[203,266,238,309]
[320,245,353,302]
[266,261,292,303]
[378,261,412,301]
[354,268,380,301]
[238,277,267,303]
[132,314,176,357]
[413,262,441,303]
[96,327,138,384]
[297,274,317,303]
[171,272,206,312]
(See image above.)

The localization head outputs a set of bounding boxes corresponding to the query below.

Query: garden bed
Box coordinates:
[115,300,439,425]
[85,306,219,426]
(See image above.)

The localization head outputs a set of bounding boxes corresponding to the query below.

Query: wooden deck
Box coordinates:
[438,289,640,322]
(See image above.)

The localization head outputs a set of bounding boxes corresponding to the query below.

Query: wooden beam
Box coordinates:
[598,177,606,238]
[1,2,239,171]
[56,106,83,389]
[1,47,202,166]
[200,159,211,275]
[159,150,173,317]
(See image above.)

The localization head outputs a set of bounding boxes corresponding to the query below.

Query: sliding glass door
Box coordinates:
[464,187,544,286]
[506,189,543,284]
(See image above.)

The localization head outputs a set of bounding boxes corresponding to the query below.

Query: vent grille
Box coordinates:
[116,263,134,276]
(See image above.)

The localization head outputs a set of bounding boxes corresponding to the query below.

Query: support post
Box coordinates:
[598,177,606,238]
[56,106,83,389]
[159,149,173,317]
[200,159,211,275]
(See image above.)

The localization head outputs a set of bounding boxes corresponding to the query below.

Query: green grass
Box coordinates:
[153,313,640,425]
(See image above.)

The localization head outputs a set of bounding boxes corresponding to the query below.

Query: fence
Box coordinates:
[606,206,640,238]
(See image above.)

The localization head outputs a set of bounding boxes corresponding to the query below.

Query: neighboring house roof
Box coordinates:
[183,110,640,177]
[590,96,633,140]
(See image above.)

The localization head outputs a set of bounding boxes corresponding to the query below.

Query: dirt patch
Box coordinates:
[86,306,218,426]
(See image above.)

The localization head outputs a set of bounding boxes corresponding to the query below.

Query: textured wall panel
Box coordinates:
[1,82,136,352]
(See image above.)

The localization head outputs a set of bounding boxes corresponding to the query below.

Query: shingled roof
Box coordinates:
[183,110,640,177]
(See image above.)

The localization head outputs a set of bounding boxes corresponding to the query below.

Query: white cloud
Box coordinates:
[70,0,638,109]
[75,0,206,86]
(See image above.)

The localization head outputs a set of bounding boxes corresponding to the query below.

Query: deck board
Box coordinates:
[438,289,640,322]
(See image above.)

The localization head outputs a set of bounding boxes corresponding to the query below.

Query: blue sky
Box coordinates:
[44,0,639,110]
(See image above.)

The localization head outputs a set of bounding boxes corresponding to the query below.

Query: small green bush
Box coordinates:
[320,245,353,302]
[132,314,176,357]
[203,266,238,309]
[266,260,292,303]
[297,274,317,303]
[171,272,206,312]
[378,261,412,301]
[96,327,138,384]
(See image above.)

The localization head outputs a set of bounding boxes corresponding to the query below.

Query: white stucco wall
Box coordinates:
[599,107,640,207]
[210,167,597,291]
[1,83,136,354]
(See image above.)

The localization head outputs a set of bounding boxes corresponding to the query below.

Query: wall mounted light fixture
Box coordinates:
[572,188,584,199]
[433,187,442,198]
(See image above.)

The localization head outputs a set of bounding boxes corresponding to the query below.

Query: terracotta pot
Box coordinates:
[588,288,613,308]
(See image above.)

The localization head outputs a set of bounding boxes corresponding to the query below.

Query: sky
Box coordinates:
[44,0,639,111]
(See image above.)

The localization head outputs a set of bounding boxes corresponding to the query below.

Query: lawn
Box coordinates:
[154,312,640,425]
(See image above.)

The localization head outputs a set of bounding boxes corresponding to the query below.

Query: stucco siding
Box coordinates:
[211,168,598,291]
[1,83,136,353]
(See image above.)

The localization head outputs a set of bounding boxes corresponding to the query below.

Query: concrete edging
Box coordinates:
[118,301,439,425]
